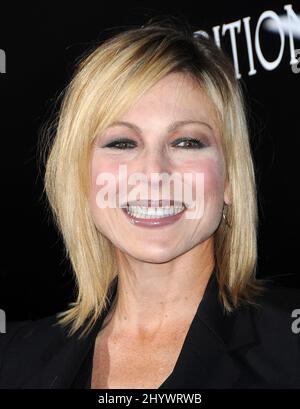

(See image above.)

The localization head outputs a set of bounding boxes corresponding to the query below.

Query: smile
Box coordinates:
[122,204,186,227]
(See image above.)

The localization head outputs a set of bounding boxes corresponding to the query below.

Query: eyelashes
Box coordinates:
[172,137,207,149]
[104,138,136,150]
[102,137,208,150]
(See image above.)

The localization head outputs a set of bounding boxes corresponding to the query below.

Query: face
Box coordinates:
[89,72,230,263]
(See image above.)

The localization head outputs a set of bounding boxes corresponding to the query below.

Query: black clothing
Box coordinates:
[0,268,300,388]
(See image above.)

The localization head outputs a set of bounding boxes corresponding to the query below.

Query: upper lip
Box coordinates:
[125,200,186,208]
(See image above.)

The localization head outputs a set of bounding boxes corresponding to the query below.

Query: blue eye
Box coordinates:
[173,137,206,149]
[104,138,136,149]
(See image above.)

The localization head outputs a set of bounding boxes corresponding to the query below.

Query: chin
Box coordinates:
[125,247,182,264]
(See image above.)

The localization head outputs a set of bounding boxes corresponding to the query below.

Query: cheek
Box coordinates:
[90,153,120,192]
[180,155,225,203]
[89,153,122,213]
[202,158,225,196]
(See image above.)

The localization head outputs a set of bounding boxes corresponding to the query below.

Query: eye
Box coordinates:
[172,137,207,149]
[101,136,208,150]
[103,138,136,149]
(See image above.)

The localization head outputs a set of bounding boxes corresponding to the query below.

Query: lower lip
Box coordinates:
[122,207,186,228]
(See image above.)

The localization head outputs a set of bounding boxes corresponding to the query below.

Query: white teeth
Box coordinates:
[126,205,184,218]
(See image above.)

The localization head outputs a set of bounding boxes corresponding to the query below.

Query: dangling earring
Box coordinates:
[222,205,231,228]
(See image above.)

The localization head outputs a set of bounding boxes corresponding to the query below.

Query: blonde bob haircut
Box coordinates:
[39,17,264,339]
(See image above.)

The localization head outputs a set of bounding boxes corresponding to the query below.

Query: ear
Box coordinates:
[224,179,231,205]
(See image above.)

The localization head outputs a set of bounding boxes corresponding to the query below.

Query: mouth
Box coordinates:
[121,200,187,228]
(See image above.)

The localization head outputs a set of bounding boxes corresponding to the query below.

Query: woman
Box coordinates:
[0,18,299,389]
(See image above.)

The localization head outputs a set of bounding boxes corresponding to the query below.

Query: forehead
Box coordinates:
[117,72,220,132]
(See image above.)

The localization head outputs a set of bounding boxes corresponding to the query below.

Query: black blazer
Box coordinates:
[0,269,300,389]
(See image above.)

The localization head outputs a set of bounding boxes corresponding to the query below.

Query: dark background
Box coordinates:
[0,1,299,320]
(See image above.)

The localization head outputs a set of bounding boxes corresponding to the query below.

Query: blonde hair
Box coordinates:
[39,17,264,339]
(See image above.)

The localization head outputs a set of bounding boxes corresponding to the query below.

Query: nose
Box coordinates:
[139,148,172,185]
[123,147,183,207]
[125,148,173,204]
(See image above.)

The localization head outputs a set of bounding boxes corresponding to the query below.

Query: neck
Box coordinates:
[107,237,215,339]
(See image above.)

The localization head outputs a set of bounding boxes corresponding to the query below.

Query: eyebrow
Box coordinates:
[107,120,213,133]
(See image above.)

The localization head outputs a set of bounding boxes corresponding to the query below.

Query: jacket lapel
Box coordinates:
[160,268,259,388]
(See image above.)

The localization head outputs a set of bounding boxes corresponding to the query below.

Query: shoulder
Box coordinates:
[244,279,300,377]
[251,278,300,325]
[0,314,70,388]
[0,314,67,351]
